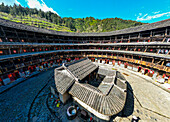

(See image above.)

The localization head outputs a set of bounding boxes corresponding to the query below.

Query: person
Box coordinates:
[132,115,140,122]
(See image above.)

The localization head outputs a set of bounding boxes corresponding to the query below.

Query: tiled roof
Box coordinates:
[55,58,127,116]
[0,18,170,37]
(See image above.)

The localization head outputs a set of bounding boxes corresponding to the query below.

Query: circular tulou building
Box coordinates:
[0,18,170,120]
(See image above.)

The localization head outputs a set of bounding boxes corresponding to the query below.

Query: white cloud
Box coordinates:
[153,11,160,14]
[0,0,20,5]
[25,0,59,16]
[136,11,170,21]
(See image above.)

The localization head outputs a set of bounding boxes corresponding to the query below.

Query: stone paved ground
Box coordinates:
[29,78,55,122]
[0,68,54,121]
[99,64,170,122]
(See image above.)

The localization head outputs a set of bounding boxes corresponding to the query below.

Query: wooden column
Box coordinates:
[1,27,7,42]
[15,30,20,42]
[161,61,164,66]
[121,36,123,42]
[128,35,131,43]
[152,58,154,63]
[150,31,152,37]
[138,33,140,38]
[115,36,117,43]
[165,28,167,36]
[9,48,11,55]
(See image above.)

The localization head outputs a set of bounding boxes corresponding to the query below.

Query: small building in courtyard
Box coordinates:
[55,58,127,121]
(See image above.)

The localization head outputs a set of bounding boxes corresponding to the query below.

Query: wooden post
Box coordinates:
[167,50,170,55]
[152,58,154,63]
[20,47,22,53]
[144,48,147,52]
[25,32,29,41]
[162,37,166,42]
[9,48,11,55]
[1,27,7,41]
[121,35,123,42]
[150,31,152,37]
[134,48,136,51]
[161,61,164,66]
[15,30,20,42]
[165,28,167,36]
[150,31,152,42]
[138,33,140,38]
[128,35,131,43]
[115,36,117,43]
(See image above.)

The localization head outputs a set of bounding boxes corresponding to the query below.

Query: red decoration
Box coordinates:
[13,50,16,53]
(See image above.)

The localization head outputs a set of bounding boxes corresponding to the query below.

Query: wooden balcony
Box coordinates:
[85,54,170,72]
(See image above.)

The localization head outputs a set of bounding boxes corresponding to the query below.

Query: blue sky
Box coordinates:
[0,0,170,23]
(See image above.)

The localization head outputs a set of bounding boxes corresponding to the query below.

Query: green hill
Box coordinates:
[0,12,73,32]
[0,3,145,33]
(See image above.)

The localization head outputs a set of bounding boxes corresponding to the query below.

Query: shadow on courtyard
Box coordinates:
[111,81,134,121]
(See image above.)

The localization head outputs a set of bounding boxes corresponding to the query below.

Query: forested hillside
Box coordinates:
[0,3,145,33]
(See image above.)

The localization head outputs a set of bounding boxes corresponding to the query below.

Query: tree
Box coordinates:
[0,3,144,33]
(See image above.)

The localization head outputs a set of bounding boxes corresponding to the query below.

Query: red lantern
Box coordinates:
[13,50,16,53]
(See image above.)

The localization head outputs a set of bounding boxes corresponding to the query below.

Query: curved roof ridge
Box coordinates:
[0,18,170,37]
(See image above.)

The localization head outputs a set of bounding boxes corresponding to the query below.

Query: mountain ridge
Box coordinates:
[0,3,145,33]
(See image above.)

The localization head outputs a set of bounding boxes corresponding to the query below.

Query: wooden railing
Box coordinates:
[86,54,170,72]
